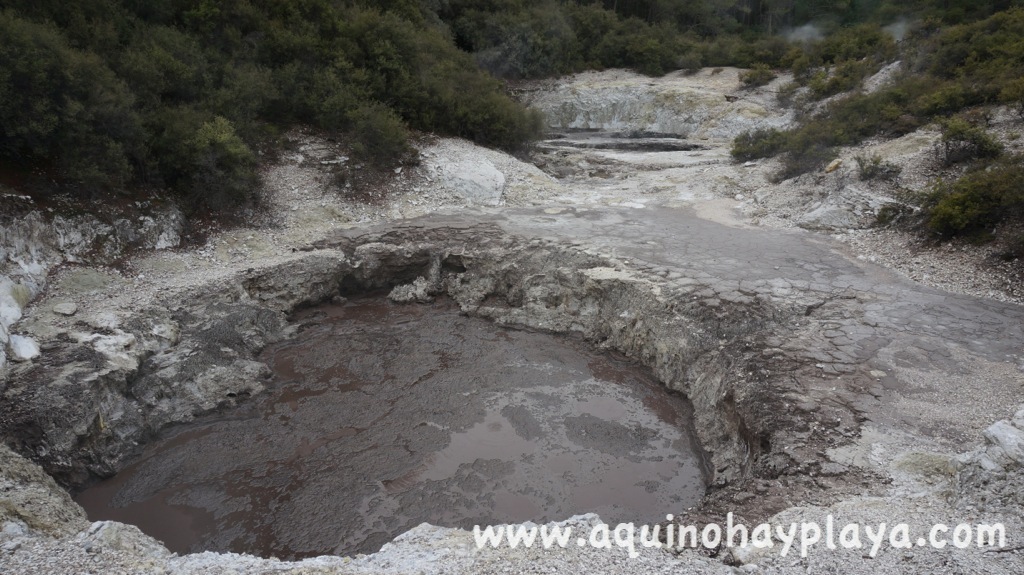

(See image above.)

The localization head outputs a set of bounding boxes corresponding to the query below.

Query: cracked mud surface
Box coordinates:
[75,297,706,558]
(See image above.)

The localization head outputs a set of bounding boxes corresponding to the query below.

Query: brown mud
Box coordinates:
[76,297,707,558]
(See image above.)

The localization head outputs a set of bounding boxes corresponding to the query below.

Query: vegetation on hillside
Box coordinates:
[729,4,1024,248]
[0,1,545,212]
[2,0,1023,228]
[439,0,1015,78]
[733,7,1024,174]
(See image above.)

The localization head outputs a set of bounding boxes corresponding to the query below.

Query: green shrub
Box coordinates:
[1003,234,1024,259]
[733,124,836,181]
[914,83,979,116]
[1000,77,1024,118]
[187,116,260,211]
[937,117,1003,166]
[731,128,787,161]
[776,81,800,106]
[791,23,898,101]
[790,53,813,79]
[816,24,897,65]
[0,11,141,191]
[875,203,914,227]
[776,142,836,182]
[740,64,776,89]
[926,158,1024,237]
[676,51,703,74]
[855,154,902,181]
[808,59,871,99]
[468,6,579,78]
[0,2,546,207]
[347,103,413,165]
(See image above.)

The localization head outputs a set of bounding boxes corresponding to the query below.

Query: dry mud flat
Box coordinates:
[2,206,1024,574]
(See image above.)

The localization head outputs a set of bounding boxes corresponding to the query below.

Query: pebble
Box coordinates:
[52,303,78,316]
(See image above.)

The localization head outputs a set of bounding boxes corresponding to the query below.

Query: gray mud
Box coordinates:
[75,297,706,558]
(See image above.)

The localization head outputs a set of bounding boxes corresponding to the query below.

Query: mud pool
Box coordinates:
[75,297,707,559]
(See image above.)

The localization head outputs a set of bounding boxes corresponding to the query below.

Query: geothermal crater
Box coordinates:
[74,296,708,558]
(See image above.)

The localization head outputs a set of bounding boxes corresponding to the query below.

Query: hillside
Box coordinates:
[2,1,1020,213]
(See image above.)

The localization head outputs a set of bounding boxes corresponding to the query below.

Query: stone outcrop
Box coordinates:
[523,68,793,140]
[0,203,183,370]
[956,405,1024,510]
[437,159,507,206]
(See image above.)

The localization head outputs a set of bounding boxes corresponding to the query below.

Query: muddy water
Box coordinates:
[76,298,707,559]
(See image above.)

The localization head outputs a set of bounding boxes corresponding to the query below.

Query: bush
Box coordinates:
[731,128,787,161]
[818,24,897,64]
[875,203,914,227]
[739,64,776,88]
[914,82,980,116]
[1000,77,1024,118]
[348,103,413,165]
[0,2,546,209]
[855,154,902,181]
[471,6,579,78]
[776,81,800,106]
[789,23,898,101]
[0,11,141,191]
[733,124,836,181]
[926,158,1024,237]
[937,117,1003,166]
[807,59,871,99]
[187,116,260,211]
[676,51,703,73]
[777,144,836,182]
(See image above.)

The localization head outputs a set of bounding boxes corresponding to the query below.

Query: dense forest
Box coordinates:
[1,0,1022,218]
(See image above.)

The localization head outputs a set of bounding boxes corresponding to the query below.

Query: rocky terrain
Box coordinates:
[1,67,1023,574]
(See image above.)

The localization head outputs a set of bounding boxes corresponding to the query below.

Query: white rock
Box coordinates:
[797,203,861,230]
[52,302,78,316]
[79,331,137,371]
[524,69,793,139]
[0,278,27,329]
[984,420,1024,465]
[976,453,1006,472]
[8,335,40,362]
[80,521,170,558]
[864,60,903,94]
[1012,406,1024,429]
[389,277,435,303]
[442,159,506,206]
[0,520,28,541]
